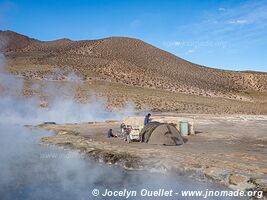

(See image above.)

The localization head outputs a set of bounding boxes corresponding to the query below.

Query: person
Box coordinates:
[120,123,126,136]
[144,113,151,126]
[107,129,115,138]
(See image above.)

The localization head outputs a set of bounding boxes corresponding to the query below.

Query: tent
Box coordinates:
[140,122,184,146]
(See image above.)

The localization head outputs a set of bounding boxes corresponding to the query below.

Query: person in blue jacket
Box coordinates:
[107,129,115,138]
[144,113,151,126]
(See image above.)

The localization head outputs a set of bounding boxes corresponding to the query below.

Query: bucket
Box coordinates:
[179,121,188,136]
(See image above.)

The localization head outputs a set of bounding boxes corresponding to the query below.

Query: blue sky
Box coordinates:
[0,0,267,72]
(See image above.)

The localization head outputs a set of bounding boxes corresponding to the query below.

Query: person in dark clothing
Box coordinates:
[144,113,151,126]
[107,129,115,138]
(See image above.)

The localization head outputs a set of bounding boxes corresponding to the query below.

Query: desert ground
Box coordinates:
[20,78,267,115]
[40,113,267,194]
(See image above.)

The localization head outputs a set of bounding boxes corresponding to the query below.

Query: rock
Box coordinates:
[229,174,248,185]
[248,184,267,199]
[58,131,68,135]
[249,177,262,185]
[228,174,255,191]
[204,167,228,183]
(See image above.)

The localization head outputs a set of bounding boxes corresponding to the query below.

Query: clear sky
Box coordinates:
[0,0,267,72]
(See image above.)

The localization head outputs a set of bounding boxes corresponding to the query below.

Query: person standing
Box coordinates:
[144,113,151,126]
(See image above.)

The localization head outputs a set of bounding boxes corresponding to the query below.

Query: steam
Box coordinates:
[0,38,243,200]
[45,67,85,82]
[0,46,142,200]
[0,51,135,125]
[0,124,233,200]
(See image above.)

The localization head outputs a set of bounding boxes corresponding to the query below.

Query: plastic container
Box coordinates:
[179,121,188,136]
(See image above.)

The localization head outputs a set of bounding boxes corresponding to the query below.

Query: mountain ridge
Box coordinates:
[1,30,267,101]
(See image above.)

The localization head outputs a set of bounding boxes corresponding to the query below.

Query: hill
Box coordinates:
[1,30,267,114]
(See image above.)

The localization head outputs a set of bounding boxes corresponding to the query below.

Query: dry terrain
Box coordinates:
[40,113,267,193]
[1,30,267,114]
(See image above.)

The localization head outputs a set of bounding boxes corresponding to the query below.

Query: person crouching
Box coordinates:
[107,129,116,138]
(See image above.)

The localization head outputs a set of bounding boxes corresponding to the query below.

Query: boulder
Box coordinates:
[229,174,248,185]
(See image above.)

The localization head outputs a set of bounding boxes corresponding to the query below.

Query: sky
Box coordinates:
[0,0,267,72]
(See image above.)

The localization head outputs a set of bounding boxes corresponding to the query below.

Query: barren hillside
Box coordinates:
[1,30,267,114]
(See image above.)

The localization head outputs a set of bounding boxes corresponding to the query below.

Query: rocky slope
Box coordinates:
[1,30,267,101]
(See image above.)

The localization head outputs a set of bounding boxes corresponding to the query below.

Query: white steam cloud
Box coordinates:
[0,51,135,125]
[0,35,243,200]
[0,124,231,200]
